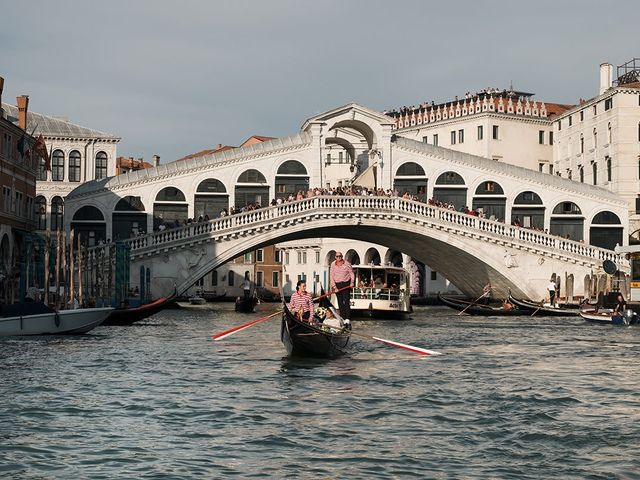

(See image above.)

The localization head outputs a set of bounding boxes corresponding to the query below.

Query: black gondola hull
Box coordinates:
[438,294,524,316]
[235,297,258,313]
[507,294,581,317]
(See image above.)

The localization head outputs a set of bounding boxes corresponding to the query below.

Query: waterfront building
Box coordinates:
[387,89,573,174]
[553,59,640,238]
[0,79,38,302]
[1,98,120,242]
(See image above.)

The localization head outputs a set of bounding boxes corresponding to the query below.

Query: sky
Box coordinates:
[2,0,639,163]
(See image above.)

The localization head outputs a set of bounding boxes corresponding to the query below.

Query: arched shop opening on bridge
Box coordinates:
[511,191,544,229]
[473,180,506,222]
[394,162,428,202]
[364,247,381,265]
[590,211,623,250]
[195,179,228,219]
[154,187,188,228]
[235,169,269,209]
[275,161,309,200]
[550,201,584,242]
[71,205,106,246]
[112,196,147,240]
[433,171,467,208]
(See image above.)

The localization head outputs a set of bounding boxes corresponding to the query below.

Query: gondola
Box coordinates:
[437,293,523,316]
[280,291,350,358]
[579,305,639,325]
[104,292,177,326]
[507,293,581,317]
[235,294,258,313]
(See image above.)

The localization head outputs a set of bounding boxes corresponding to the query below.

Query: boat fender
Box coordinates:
[54,312,60,327]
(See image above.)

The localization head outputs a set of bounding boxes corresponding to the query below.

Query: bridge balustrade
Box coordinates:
[110,195,623,267]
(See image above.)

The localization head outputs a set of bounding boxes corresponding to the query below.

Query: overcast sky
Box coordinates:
[2,0,638,162]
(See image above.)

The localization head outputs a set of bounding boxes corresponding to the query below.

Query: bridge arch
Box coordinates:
[112,195,147,240]
[511,190,545,229]
[329,120,376,149]
[324,137,357,165]
[550,201,584,241]
[235,168,269,209]
[195,178,228,219]
[154,187,188,228]
[472,180,506,221]
[433,171,467,208]
[71,205,106,245]
[589,210,623,250]
[394,161,428,201]
[275,160,309,200]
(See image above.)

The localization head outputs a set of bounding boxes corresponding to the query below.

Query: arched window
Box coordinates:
[474,181,504,195]
[396,162,425,177]
[154,187,188,227]
[513,191,543,205]
[37,157,47,181]
[579,166,584,183]
[552,202,582,215]
[592,162,598,185]
[580,134,584,154]
[433,171,466,208]
[593,128,597,149]
[238,169,267,184]
[435,171,465,185]
[277,160,307,175]
[35,196,46,230]
[51,196,64,231]
[95,151,108,180]
[195,179,229,218]
[68,150,81,182]
[512,191,544,229]
[71,206,106,246]
[607,156,612,182]
[236,169,269,208]
[394,162,427,201]
[592,211,621,224]
[155,187,186,202]
[72,206,105,221]
[52,150,64,181]
[607,122,612,144]
[590,211,623,250]
[113,196,146,240]
[551,202,584,241]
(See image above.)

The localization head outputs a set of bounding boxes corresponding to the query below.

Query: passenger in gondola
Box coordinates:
[288,280,314,322]
[613,293,627,314]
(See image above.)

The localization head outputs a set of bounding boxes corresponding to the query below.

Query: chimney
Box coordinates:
[599,63,613,95]
[17,95,29,130]
[153,154,160,166]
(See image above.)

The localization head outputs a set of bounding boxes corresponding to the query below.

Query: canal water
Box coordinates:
[0,303,638,479]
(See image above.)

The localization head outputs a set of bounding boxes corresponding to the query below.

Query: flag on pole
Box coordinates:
[33,134,50,170]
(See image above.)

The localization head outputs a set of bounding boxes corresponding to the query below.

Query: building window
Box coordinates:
[228,271,235,286]
[592,162,597,185]
[485,181,495,192]
[458,129,464,144]
[302,251,307,264]
[256,271,264,287]
[580,134,584,154]
[68,150,81,182]
[558,120,562,131]
[285,252,289,264]
[422,136,428,144]
[196,277,204,287]
[477,125,483,140]
[51,196,64,230]
[297,251,302,264]
[604,98,613,110]
[275,249,281,263]
[579,166,584,183]
[37,157,47,181]
[211,270,218,286]
[52,150,64,181]
[539,163,545,172]
[244,252,253,263]
[450,131,456,145]
[538,130,544,144]
[315,251,320,263]
[272,271,279,287]
[549,131,554,145]
[256,249,264,262]
[492,125,499,140]
[549,164,554,175]
[433,134,438,146]
[326,153,331,164]
[430,271,437,281]
[593,105,597,115]
[580,110,584,121]
[35,196,46,230]
[568,116,573,126]
[95,152,108,180]
[607,156,612,182]
[339,151,343,163]
[593,128,597,148]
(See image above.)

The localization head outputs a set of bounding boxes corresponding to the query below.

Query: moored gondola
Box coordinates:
[507,293,581,317]
[235,295,258,313]
[281,292,350,358]
[438,293,523,316]
[104,292,177,326]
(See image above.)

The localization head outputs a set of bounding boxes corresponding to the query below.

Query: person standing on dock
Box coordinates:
[330,251,354,328]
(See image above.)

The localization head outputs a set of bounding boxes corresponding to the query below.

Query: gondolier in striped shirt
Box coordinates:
[288,280,314,322]
[330,251,354,328]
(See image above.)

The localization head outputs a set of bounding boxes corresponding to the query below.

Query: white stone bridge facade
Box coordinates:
[65,103,630,301]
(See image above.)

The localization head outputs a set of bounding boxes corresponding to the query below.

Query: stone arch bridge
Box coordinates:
[104,195,626,301]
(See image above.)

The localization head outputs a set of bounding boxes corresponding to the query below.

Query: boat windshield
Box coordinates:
[352,267,406,301]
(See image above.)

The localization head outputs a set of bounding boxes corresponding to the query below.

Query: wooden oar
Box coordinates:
[530,300,544,317]
[347,329,442,356]
[457,292,488,316]
[212,286,351,341]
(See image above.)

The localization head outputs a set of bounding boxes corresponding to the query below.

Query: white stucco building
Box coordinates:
[553,60,640,237]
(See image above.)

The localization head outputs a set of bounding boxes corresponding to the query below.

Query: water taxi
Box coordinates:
[349,265,411,320]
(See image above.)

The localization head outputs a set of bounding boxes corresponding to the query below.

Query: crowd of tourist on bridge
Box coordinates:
[152,185,556,236]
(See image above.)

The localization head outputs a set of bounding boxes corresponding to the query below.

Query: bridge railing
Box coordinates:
[121,195,623,266]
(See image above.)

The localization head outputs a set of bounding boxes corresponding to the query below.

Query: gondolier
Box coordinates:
[330,251,354,328]
[288,280,314,321]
